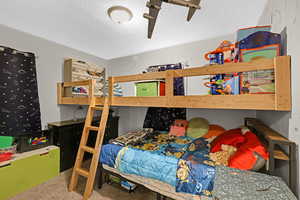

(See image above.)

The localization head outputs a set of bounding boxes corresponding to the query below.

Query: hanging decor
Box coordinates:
[0,46,42,136]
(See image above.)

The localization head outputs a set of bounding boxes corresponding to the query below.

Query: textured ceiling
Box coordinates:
[0,0,268,59]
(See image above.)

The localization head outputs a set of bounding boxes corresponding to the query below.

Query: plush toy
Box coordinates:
[169,120,189,137]
[209,144,237,166]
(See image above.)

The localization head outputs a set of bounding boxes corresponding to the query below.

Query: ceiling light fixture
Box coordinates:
[107,6,133,24]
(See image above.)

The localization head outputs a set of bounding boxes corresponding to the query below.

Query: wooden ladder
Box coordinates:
[69,95,110,200]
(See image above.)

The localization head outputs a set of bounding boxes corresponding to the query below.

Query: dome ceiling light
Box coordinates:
[107,6,133,24]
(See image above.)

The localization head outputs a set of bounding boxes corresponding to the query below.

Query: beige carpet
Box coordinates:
[9,169,156,200]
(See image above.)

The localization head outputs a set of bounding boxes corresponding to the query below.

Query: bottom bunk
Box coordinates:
[99,164,295,200]
[97,119,297,200]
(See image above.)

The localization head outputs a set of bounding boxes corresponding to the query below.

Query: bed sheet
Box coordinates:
[100,133,215,196]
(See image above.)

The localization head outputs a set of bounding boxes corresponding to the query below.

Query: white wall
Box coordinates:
[256,0,300,194]
[0,24,108,129]
[108,35,256,134]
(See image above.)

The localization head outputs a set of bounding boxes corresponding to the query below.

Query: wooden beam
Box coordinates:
[112,97,168,107]
[111,94,275,110]
[169,94,275,110]
[88,79,96,102]
[108,77,113,105]
[62,80,91,87]
[274,56,291,111]
[60,97,90,105]
[174,58,274,77]
[245,118,290,142]
[165,71,174,98]
[113,71,167,83]
[57,83,63,104]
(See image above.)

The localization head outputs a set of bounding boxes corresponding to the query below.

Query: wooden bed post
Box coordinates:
[108,77,113,105]
[165,70,174,106]
[88,79,96,102]
[274,56,291,111]
[57,83,63,104]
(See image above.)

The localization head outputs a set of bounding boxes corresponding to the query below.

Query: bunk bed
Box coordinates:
[58,56,291,110]
[57,56,297,199]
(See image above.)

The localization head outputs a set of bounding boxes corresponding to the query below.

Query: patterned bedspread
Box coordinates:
[100,132,215,196]
[100,132,297,199]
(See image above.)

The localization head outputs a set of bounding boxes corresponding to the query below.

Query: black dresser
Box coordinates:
[48,114,119,172]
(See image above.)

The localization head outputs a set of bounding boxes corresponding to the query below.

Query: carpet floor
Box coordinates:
[9,169,156,200]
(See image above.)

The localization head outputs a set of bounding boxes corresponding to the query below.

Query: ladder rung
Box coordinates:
[87,126,99,131]
[76,168,89,177]
[91,106,103,111]
[81,146,96,154]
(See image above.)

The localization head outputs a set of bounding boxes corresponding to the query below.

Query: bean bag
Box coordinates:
[229,131,269,170]
[210,128,246,153]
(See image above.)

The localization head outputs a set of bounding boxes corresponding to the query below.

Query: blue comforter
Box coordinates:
[100,134,215,196]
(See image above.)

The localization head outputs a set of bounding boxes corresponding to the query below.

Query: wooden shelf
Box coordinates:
[274,150,289,161]
[57,56,291,111]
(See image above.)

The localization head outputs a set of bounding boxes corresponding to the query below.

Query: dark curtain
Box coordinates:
[143,63,186,131]
[0,46,41,136]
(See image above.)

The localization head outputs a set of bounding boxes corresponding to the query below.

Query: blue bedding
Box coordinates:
[100,133,215,196]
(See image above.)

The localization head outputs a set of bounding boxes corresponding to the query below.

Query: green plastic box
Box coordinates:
[0,136,14,148]
[135,81,159,97]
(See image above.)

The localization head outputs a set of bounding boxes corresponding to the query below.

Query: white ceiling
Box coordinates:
[0,0,268,59]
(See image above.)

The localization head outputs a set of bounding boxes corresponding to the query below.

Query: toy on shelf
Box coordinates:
[237,26,271,42]
[204,41,235,65]
[204,73,239,95]
[240,70,275,94]
[29,136,48,145]
[169,120,189,137]
[238,31,281,62]
[0,144,17,162]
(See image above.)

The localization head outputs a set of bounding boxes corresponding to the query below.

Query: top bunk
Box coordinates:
[57,56,291,111]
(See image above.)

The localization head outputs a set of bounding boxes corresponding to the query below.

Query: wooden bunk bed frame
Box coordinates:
[57,56,291,111]
[57,55,297,198]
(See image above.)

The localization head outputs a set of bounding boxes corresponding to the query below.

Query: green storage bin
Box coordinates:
[0,136,14,148]
[135,81,159,97]
[0,146,60,200]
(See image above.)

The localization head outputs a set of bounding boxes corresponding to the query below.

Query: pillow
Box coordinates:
[203,125,226,139]
[210,128,246,153]
[228,131,269,170]
[169,120,189,137]
[186,117,209,138]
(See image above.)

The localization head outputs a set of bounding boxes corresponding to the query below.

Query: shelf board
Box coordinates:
[59,94,287,111]
[274,150,289,161]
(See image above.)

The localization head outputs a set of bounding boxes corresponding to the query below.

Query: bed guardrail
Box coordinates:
[57,56,291,111]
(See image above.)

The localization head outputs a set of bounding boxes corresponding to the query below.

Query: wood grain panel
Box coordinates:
[274,56,291,111]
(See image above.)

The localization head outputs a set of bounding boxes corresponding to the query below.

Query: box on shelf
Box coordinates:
[135,80,165,97]
[240,70,275,94]
[64,58,105,96]
[237,25,271,42]
[0,136,14,148]
[240,44,280,62]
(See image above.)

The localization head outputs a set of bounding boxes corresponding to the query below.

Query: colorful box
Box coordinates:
[237,25,271,42]
[135,81,165,97]
[240,70,275,94]
[240,44,280,62]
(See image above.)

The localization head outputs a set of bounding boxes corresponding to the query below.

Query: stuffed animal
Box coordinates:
[209,144,237,166]
[169,120,189,137]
